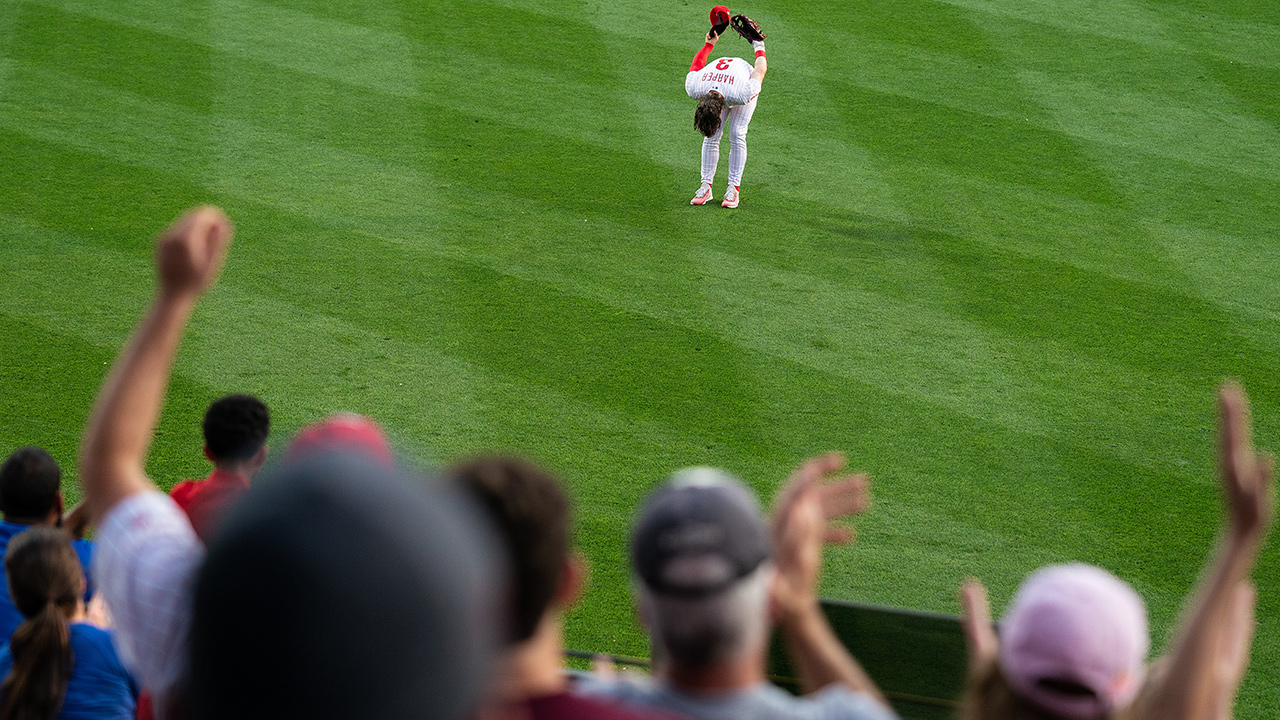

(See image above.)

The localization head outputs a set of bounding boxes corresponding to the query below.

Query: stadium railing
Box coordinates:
[567,598,967,720]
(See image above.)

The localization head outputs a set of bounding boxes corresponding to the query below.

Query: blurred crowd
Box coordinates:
[0,207,1270,720]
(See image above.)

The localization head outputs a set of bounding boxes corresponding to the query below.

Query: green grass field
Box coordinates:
[3,0,1280,716]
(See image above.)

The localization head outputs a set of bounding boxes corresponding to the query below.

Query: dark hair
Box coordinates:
[0,448,61,519]
[203,394,270,463]
[0,528,81,720]
[694,92,726,138]
[450,456,569,644]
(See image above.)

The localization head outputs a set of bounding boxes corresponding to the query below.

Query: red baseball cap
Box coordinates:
[285,413,393,467]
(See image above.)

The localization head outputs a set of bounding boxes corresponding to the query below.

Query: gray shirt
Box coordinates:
[575,675,898,720]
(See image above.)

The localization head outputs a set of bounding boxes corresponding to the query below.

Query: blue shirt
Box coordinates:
[0,623,138,720]
[0,521,95,642]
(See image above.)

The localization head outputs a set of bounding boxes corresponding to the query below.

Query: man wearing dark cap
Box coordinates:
[450,455,687,720]
[78,207,504,720]
[580,458,897,720]
[0,446,95,640]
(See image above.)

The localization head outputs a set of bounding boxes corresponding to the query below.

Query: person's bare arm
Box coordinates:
[62,499,91,540]
[958,579,998,674]
[751,55,767,83]
[1212,582,1257,720]
[78,207,233,522]
[771,453,888,706]
[1136,384,1273,720]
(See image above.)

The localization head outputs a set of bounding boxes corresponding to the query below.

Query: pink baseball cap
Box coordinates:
[999,563,1149,720]
[285,413,394,467]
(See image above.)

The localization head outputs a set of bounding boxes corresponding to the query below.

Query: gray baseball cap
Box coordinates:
[632,467,772,598]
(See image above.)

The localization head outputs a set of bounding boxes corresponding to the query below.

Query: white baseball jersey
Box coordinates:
[686,56,760,107]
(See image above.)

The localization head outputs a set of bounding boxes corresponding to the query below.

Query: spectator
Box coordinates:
[286,413,393,467]
[0,527,138,720]
[169,394,270,542]
[188,450,502,720]
[958,383,1273,720]
[958,565,1147,720]
[580,457,897,720]
[450,455,686,720]
[0,448,94,642]
[78,207,505,720]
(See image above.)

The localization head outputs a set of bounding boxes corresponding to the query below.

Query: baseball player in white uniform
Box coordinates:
[687,21,767,209]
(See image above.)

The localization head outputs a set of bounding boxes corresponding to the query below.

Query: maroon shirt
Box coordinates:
[169,469,250,542]
[526,692,690,720]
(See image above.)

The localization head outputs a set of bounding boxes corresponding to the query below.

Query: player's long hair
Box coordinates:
[0,528,81,720]
[694,92,726,137]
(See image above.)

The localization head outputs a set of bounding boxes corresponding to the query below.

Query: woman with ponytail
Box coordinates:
[0,528,136,720]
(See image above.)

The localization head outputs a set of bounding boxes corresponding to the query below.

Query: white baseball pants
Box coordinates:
[700,93,758,189]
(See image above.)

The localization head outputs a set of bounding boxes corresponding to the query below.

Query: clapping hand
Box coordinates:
[1218,384,1275,548]
[771,453,870,616]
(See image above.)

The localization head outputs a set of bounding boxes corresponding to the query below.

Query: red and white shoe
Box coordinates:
[721,185,740,209]
[690,183,714,205]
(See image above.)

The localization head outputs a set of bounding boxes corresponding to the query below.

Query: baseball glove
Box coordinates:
[730,13,766,42]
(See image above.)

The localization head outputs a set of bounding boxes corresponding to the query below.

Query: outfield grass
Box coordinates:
[2,0,1280,716]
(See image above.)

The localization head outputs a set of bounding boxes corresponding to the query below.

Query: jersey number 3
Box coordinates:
[715,58,731,70]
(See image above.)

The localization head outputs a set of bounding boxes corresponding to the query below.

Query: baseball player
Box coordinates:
[687,13,767,209]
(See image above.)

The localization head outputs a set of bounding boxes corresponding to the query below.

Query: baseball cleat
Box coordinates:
[690,184,714,205]
[721,185,740,208]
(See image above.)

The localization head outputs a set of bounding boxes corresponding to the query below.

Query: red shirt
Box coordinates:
[169,469,251,543]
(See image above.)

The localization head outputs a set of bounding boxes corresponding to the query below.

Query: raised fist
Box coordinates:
[156,206,233,300]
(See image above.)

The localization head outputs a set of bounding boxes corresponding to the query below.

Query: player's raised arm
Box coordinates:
[729,13,768,83]
[79,207,233,521]
[751,45,767,83]
[690,30,719,72]
[690,5,730,71]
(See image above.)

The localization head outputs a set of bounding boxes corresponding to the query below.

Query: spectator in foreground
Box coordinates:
[77,207,505,720]
[0,448,94,642]
[0,527,138,720]
[169,393,270,542]
[958,383,1273,720]
[450,455,685,720]
[188,449,502,720]
[580,458,897,720]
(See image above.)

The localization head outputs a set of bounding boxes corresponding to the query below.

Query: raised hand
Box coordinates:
[81,205,235,519]
[156,206,233,301]
[1134,383,1273,720]
[771,452,869,616]
[770,453,886,702]
[1219,384,1275,547]
[959,579,998,671]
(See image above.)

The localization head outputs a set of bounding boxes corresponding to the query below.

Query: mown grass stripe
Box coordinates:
[934,0,1186,52]
[0,210,1227,628]
[5,63,1270,440]
[5,56,1275,437]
